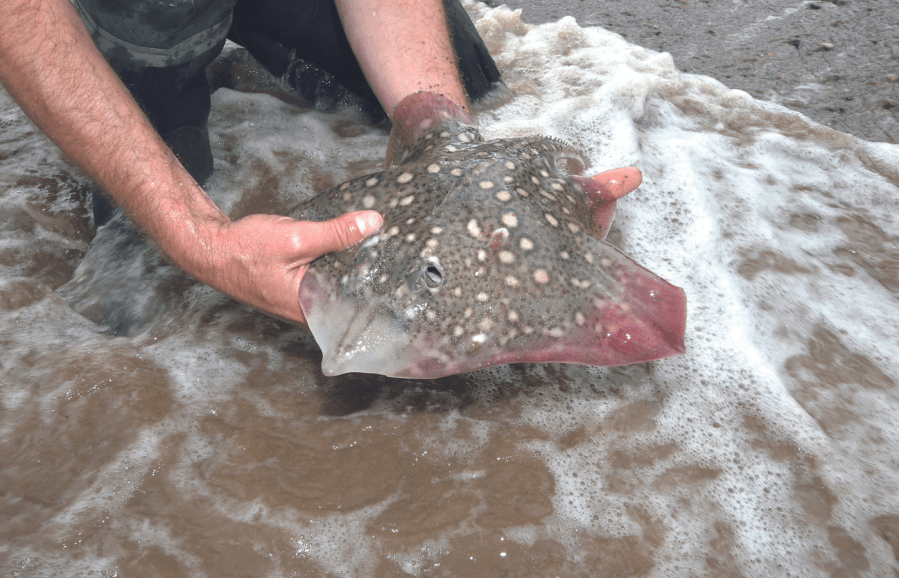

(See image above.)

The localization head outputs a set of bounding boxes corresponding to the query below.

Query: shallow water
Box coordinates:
[2,4,899,577]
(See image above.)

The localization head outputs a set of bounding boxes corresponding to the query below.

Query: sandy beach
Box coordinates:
[506,0,899,143]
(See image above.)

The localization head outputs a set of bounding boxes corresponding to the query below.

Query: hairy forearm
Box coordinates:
[334,0,469,117]
[0,0,228,273]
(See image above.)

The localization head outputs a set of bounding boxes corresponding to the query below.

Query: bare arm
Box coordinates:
[0,0,382,326]
[335,0,469,117]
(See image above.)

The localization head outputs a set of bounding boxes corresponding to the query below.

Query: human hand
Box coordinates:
[572,166,643,239]
[285,93,677,378]
[198,210,382,326]
[385,91,641,238]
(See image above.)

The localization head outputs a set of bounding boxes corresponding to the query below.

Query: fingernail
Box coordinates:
[355,211,383,236]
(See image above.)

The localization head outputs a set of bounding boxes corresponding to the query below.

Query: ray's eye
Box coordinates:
[408,270,424,292]
[424,263,443,288]
[407,260,444,292]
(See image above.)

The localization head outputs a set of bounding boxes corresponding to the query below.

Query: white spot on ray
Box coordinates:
[405,233,416,242]
[499,250,515,264]
[501,212,518,228]
[505,161,515,170]
[585,253,594,264]
[386,226,400,236]
[467,219,481,237]
[366,177,378,187]
[567,222,580,233]
[427,163,440,173]
[505,275,520,287]
[533,269,550,284]
[479,180,494,189]
[477,292,489,302]
[451,168,463,176]
[545,213,559,227]
[575,312,586,326]
[496,190,512,202]
[400,195,414,206]
[520,238,534,251]
[397,172,414,184]
[362,194,376,208]
[560,250,570,259]
[431,226,443,234]
[477,249,487,262]
[508,310,519,322]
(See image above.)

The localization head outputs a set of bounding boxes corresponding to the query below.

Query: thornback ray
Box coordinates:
[290,116,686,379]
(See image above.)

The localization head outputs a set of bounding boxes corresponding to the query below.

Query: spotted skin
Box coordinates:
[290,120,686,378]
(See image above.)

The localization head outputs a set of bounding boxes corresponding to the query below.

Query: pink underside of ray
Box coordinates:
[299,262,687,380]
[397,271,687,379]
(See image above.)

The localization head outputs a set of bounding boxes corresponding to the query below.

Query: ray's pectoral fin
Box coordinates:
[572,167,643,239]
[614,260,687,361]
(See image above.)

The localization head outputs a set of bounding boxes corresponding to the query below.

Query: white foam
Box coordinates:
[1,2,898,576]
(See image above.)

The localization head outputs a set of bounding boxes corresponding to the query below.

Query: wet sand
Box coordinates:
[506,0,899,143]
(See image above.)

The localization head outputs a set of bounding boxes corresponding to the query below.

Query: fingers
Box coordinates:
[570,166,643,240]
[386,92,475,167]
[301,210,383,255]
[598,167,643,200]
[574,167,643,203]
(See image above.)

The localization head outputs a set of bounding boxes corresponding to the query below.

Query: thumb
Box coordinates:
[303,210,383,256]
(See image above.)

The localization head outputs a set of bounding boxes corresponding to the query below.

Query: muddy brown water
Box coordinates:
[3,4,899,577]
